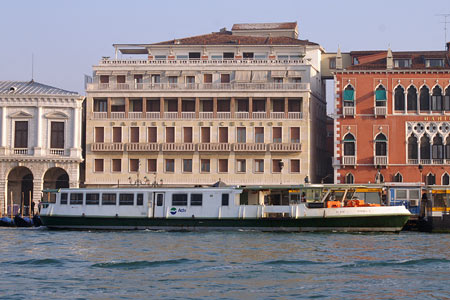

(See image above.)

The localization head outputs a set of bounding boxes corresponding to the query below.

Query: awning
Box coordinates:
[181,70,198,76]
[165,70,181,76]
[375,90,387,101]
[343,90,354,101]
[234,71,251,82]
[287,70,303,78]
[252,71,268,82]
[271,70,286,77]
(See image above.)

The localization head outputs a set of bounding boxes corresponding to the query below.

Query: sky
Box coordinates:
[1,0,449,112]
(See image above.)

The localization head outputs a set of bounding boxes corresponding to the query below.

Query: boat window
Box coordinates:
[222,194,229,206]
[102,193,117,205]
[70,193,83,205]
[86,193,100,205]
[119,194,134,205]
[137,194,144,206]
[156,194,163,206]
[172,194,188,206]
[190,194,203,206]
[396,190,407,200]
[409,190,420,200]
[60,193,68,205]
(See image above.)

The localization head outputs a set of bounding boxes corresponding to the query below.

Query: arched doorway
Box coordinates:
[43,167,69,190]
[7,167,33,215]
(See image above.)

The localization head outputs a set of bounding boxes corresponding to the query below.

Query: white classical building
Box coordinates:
[0,81,83,214]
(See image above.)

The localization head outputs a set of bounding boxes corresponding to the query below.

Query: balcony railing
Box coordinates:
[235,112,249,119]
[87,82,310,91]
[270,112,285,119]
[234,143,267,152]
[49,149,65,156]
[161,143,195,151]
[146,112,160,119]
[181,112,196,119]
[420,159,432,165]
[374,156,388,166]
[217,112,231,119]
[252,112,267,119]
[91,143,124,152]
[342,155,356,165]
[163,112,178,119]
[199,112,213,119]
[407,159,419,165]
[269,143,302,152]
[93,112,108,119]
[375,106,387,117]
[99,58,305,65]
[128,112,143,119]
[127,143,159,152]
[197,143,231,151]
[111,112,125,119]
[288,112,303,119]
[13,148,29,155]
[343,106,355,117]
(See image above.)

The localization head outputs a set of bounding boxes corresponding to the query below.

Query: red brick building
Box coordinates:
[333,44,450,185]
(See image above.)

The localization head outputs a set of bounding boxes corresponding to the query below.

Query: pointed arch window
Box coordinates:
[446,136,450,159]
[431,86,443,111]
[443,173,450,185]
[420,135,431,160]
[375,85,387,107]
[343,85,355,107]
[343,133,355,156]
[432,136,444,159]
[408,135,418,160]
[407,86,418,111]
[426,173,436,185]
[445,86,450,111]
[394,86,405,111]
[375,133,387,156]
[420,86,430,111]
[345,173,354,184]
[393,172,403,182]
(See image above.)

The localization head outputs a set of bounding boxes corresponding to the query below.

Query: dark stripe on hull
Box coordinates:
[41,215,410,232]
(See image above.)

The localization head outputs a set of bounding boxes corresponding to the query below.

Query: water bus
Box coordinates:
[420,186,450,232]
[39,185,410,232]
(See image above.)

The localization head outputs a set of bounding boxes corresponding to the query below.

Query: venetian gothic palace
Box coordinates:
[1,21,449,213]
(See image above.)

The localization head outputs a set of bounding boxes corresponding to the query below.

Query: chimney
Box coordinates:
[386,47,393,70]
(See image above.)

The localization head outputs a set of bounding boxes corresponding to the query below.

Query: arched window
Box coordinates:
[445,86,450,111]
[408,135,418,160]
[420,86,430,111]
[426,173,436,185]
[407,86,418,111]
[443,173,450,185]
[431,86,443,111]
[394,86,405,111]
[393,172,403,182]
[375,133,387,156]
[343,85,355,107]
[420,135,431,160]
[345,173,354,184]
[375,85,387,107]
[446,136,450,159]
[432,135,444,160]
[343,133,355,156]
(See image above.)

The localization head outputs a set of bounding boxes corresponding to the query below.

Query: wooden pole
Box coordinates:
[29,190,32,218]
[21,192,24,217]
[10,191,13,219]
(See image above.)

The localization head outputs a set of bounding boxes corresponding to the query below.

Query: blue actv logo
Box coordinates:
[170,207,177,215]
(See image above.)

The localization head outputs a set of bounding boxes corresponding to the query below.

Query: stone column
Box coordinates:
[142,97,147,116]
[125,97,129,118]
[71,106,81,157]
[160,97,164,118]
[195,97,200,119]
[284,97,289,118]
[34,106,43,156]
[107,97,112,118]
[213,97,217,118]
[0,107,7,155]
[248,97,253,119]
[231,97,235,119]
[178,97,182,118]
[266,97,271,118]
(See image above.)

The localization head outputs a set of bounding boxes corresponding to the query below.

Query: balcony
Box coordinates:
[217,112,231,119]
[235,112,249,119]
[181,112,196,119]
[127,143,159,152]
[342,107,355,117]
[407,159,419,165]
[269,143,301,152]
[270,112,285,119]
[13,148,29,155]
[161,143,195,151]
[111,112,125,119]
[234,143,267,152]
[342,155,356,166]
[374,156,388,166]
[198,143,231,151]
[93,112,108,119]
[375,106,387,117]
[199,112,213,119]
[91,143,124,152]
[163,112,178,119]
[252,112,267,119]
[128,112,143,119]
[49,149,65,156]
[98,58,305,66]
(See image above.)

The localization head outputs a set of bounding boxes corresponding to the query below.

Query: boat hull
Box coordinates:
[40,215,410,232]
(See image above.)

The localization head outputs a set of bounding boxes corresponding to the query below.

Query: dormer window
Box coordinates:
[394,59,411,68]
[243,52,254,59]
[353,57,359,65]
[188,52,201,60]
[223,52,234,60]
[426,58,444,67]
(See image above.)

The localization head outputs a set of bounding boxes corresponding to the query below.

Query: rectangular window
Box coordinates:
[290,160,300,173]
[182,127,192,143]
[172,194,188,206]
[243,52,254,59]
[95,127,104,143]
[237,127,246,143]
[222,194,229,206]
[396,190,407,200]
[190,194,203,206]
[168,76,178,84]
[70,193,83,205]
[255,127,264,143]
[290,127,300,143]
[273,127,282,143]
[60,193,68,205]
[130,127,139,143]
[188,52,201,60]
[129,99,142,112]
[129,159,139,172]
[94,159,104,172]
[221,74,230,83]
[112,159,121,172]
[186,76,195,84]
[272,159,282,173]
[219,159,228,173]
[165,159,174,172]
[147,159,157,172]
[93,99,107,112]
[113,127,122,143]
[134,74,143,83]
[86,193,100,205]
[151,74,160,83]
[100,75,109,84]
[166,127,175,143]
[394,59,411,68]
[255,159,264,173]
[155,55,166,60]
[183,159,192,173]
[116,75,126,84]
[14,121,28,148]
[50,122,65,149]
[204,74,212,83]
[137,194,144,206]
[426,59,444,67]
[176,55,188,60]
[102,193,116,205]
[148,127,157,143]
[201,127,210,143]
[201,159,210,173]
[119,194,134,206]
[156,194,163,206]
[329,58,336,69]
[223,52,234,59]
[219,127,228,143]
[237,159,246,173]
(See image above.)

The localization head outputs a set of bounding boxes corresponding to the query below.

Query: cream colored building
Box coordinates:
[85,22,328,187]
[0,81,83,214]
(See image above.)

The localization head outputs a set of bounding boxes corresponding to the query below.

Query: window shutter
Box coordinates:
[375,89,387,101]
[343,90,354,101]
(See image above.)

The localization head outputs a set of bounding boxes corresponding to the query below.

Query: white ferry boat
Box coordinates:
[39,186,411,232]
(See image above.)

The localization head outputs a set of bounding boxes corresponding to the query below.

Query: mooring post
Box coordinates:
[21,192,24,217]
[29,190,32,218]
[10,191,13,219]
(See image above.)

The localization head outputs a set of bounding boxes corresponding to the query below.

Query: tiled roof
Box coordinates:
[153,31,317,46]
[232,22,297,30]
[0,81,79,96]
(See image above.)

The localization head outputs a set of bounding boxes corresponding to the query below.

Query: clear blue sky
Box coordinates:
[1,0,449,102]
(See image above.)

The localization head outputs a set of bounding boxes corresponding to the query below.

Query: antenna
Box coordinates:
[436,14,450,48]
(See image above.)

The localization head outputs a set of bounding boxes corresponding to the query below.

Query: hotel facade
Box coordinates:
[85,22,328,187]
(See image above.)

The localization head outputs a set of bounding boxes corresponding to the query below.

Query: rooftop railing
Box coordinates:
[98,58,305,65]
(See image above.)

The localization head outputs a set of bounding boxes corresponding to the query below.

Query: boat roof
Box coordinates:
[43,186,242,193]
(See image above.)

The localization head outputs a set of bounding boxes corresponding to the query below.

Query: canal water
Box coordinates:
[0,229,448,299]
